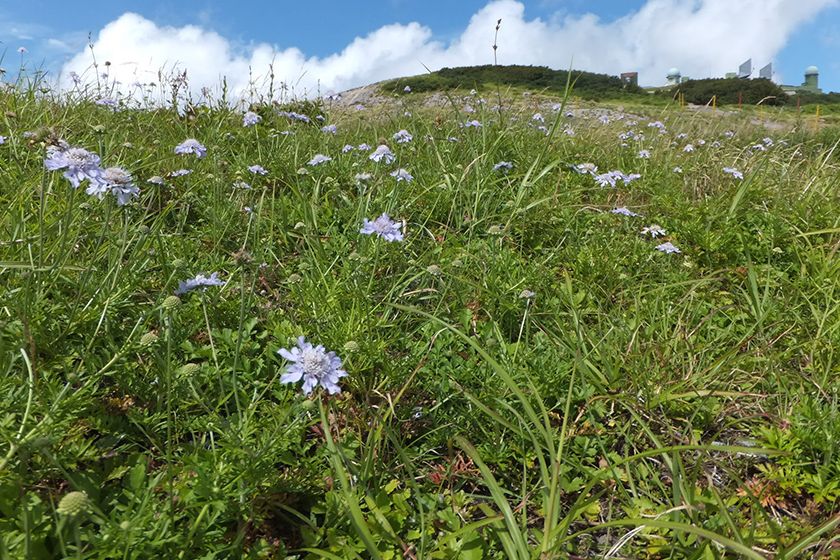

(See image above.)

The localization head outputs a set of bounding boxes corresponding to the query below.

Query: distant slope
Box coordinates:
[380,64,647,101]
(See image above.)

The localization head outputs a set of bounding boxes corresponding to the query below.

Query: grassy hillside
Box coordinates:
[382,64,648,101]
[1,83,839,559]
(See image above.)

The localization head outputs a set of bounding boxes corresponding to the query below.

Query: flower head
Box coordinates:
[641,224,667,238]
[360,213,404,242]
[342,144,355,153]
[321,124,337,134]
[44,145,102,188]
[248,164,268,175]
[723,167,743,180]
[392,129,413,144]
[370,144,395,164]
[611,207,641,217]
[243,111,261,127]
[390,168,413,182]
[90,166,139,205]
[307,154,332,166]
[278,336,347,395]
[464,120,482,128]
[357,143,371,151]
[574,163,598,175]
[174,272,225,295]
[532,113,545,123]
[403,85,412,93]
[174,139,206,159]
[637,149,651,159]
[655,242,681,254]
[494,161,513,172]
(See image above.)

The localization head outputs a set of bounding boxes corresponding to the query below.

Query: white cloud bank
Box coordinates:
[59,0,836,99]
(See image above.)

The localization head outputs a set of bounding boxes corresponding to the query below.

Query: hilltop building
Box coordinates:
[781,66,821,94]
[620,72,638,86]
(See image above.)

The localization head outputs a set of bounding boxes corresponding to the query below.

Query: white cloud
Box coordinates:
[59,0,836,100]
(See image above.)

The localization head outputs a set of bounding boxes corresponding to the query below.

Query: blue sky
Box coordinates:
[2,0,839,94]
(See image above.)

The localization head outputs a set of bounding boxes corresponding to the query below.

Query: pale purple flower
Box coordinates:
[0,136,6,145]
[676,133,688,140]
[277,110,310,123]
[723,167,743,180]
[494,161,513,172]
[248,164,268,175]
[175,272,226,295]
[169,169,192,177]
[599,115,610,124]
[532,113,545,123]
[370,144,395,164]
[655,242,681,254]
[17,47,27,54]
[147,176,165,185]
[638,149,651,159]
[315,115,325,122]
[564,127,575,136]
[233,181,251,190]
[574,163,598,175]
[355,172,373,183]
[321,124,337,134]
[751,144,767,152]
[277,336,347,395]
[308,154,332,166]
[342,144,355,153]
[404,85,412,93]
[89,166,139,205]
[243,111,261,127]
[44,145,102,188]
[393,129,413,144]
[174,139,206,159]
[683,144,695,153]
[360,213,404,242]
[464,120,482,128]
[673,166,683,174]
[611,207,641,217]
[390,168,413,182]
[641,224,667,238]
[648,121,666,131]
[96,98,118,108]
[357,143,371,151]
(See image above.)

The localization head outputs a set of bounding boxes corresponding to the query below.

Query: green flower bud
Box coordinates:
[57,491,90,517]
[178,363,200,376]
[162,295,181,309]
[140,332,159,346]
[343,341,360,353]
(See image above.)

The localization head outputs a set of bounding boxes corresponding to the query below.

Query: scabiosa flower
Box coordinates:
[243,111,261,127]
[44,145,102,188]
[493,161,514,172]
[390,168,413,182]
[655,242,681,254]
[611,207,641,217]
[96,98,118,108]
[673,166,683,174]
[393,129,413,143]
[321,124,337,134]
[307,154,332,166]
[564,127,575,136]
[0,136,6,145]
[360,213,404,242]
[683,144,695,153]
[574,163,598,175]
[248,164,268,175]
[147,176,165,185]
[355,172,373,183]
[341,144,355,153]
[174,272,225,295]
[637,149,651,159]
[532,113,545,123]
[315,115,325,121]
[676,133,688,140]
[17,47,27,54]
[233,181,251,190]
[277,336,347,395]
[724,130,735,138]
[174,139,206,159]
[169,169,192,177]
[464,120,482,128]
[369,144,395,164]
[89,166,139,205]
[403,85,412,93]
[723,167,743,180]
[641,224,667,238]
[357,143,371,151]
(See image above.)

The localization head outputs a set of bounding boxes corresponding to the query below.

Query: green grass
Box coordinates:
[1,80,839,559]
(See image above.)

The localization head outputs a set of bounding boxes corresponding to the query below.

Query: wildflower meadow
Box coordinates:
[1,76,839,559]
